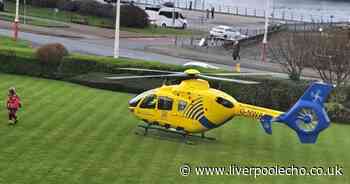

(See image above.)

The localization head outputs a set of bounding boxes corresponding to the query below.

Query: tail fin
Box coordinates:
[260,82,335,144]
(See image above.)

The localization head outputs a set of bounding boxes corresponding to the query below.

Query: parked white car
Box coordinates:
[209,25,247,40]
[146,7,188,29]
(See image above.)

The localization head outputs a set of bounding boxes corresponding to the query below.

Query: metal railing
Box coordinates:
[133,0,349,23]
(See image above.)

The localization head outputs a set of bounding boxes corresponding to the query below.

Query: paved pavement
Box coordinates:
[145,45,319,79]
[182,9,267,31]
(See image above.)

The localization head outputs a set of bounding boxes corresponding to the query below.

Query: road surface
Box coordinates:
[0,28,247,71]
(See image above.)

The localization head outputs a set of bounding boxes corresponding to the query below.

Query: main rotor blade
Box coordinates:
[117,68,179,74]
[204,72,276,76]
[199,75,260,84]
[105,73,186,80]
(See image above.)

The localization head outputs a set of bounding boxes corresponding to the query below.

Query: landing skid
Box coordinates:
[135,124,216,143]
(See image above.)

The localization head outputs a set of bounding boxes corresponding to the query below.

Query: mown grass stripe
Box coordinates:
[93,115,142,183]
[7,86,100,183]
[71,96,131,183]
[0,83,76,177]
[37,92,124,183]
[137,136,186,184]
[99,121,153,183]
[0,80,69,150]
[33,92,112,183]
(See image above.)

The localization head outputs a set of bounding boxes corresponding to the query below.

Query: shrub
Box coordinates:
[59,0,114,18]
[58,0,81,12]
[0,47,42,76]
[35,43,69,77]
[31,0,58,8]
[120,4,149,28]
[58,0,148,28]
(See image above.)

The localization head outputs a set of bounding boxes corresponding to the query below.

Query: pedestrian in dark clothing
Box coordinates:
[6,87,22,125]
[189,1,193,10]
[232,40,241,61]
[211,7,215,19]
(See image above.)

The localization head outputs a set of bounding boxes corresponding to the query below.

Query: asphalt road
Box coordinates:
[0,28,267,72]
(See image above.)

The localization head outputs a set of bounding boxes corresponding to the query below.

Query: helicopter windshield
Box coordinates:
[129,89,156,107]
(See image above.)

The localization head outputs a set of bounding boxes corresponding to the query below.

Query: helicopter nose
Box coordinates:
[129,107,135,113]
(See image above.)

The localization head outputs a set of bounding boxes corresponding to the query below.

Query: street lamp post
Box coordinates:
[262,0,270,63]
[23,0,26,24]
[13,0,19,41]
[114,0,120,58]
[172,0,176,26]
[330,15,334,26]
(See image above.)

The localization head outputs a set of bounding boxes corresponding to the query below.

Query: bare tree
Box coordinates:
[269,32,311,80]
[311,31,350,87]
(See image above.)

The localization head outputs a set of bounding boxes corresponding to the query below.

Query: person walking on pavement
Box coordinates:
[232,40,241,61]
[211,7,215,19]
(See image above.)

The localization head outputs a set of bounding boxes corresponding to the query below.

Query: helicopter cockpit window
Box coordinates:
[158,96,173,111]
[178,100,187,112]
[130,89,156,108]
[216,97,234,108]
[140,95,157,109]
[129,98,141,107]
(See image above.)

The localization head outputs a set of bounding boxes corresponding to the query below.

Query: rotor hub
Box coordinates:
[303,115,312,124]
[184,69,201,76]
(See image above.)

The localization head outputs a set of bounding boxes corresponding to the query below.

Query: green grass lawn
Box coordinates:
[0,35,30,48]
[0,73,348,184]
[3,1,113,28]
[121,26,205,36]
[0,12,68,28]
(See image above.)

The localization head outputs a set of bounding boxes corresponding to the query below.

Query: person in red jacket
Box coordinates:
[6,87,21,125]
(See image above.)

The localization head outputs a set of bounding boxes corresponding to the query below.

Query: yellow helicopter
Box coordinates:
[106,68,334,144]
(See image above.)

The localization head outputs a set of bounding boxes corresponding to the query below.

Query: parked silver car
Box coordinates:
[209,25,247,40]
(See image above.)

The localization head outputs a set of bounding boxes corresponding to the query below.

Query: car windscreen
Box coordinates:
[159,11,180,19]
[180,13,185,19]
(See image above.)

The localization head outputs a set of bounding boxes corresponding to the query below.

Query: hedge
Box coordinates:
[0,47,349,123]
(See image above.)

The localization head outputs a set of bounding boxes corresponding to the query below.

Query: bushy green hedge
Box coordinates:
[58,1,149,28]
[0,47,42,76]
[120,4,149,28]
[0,47,349,123]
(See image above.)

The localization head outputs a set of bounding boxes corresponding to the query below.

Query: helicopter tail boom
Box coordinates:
[260,82,335,144]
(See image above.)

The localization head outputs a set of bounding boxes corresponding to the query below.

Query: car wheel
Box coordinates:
[162,23,167,28]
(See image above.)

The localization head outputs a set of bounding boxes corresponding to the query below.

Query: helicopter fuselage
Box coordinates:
[128,79,283,133]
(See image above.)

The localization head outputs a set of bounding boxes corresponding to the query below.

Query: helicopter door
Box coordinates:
[138,94,158,121]
[157,96,174,122]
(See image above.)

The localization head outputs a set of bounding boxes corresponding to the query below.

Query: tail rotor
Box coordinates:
[260,82,335,144]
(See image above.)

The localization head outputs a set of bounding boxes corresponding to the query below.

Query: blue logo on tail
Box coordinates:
[260,82,335,144]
